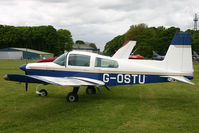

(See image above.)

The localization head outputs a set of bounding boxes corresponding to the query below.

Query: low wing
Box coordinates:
[28,75,105,86]
[4,74,105,86]
[161,76,194,85]
[112,41,136,59]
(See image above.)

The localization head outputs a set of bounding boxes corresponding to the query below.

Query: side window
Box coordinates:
[95,57,118,68]
[68,54,90,67]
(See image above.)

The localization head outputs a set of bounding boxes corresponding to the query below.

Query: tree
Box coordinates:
[89,43,97,49]
[186,29,199,53]
[103,23,182,58]
[0,25,74,56]
[75,40,85,44]
[57,29,73,54]
[125,23,157,57]
[103,35,125,56]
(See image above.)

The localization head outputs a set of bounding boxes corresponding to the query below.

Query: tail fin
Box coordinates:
[163,33,193,75]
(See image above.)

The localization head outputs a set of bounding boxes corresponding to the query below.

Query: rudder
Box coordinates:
[163,33,193,75]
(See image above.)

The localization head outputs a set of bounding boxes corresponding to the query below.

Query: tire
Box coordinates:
[66,92,78,102]
[39,89,48,96]
[86,86,96,94]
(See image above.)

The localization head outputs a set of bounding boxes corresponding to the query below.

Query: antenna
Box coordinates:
[193,13,198,31]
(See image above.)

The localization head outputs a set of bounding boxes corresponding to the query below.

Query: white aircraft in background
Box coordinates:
[4,33,194,102]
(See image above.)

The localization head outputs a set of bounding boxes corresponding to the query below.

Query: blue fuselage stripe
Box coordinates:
[26,69,193,86]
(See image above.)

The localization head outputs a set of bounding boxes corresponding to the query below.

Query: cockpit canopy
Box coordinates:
[53,52,119,68]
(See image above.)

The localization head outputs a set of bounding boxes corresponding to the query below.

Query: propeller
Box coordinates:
[19,59,29,92]
[25,71,28,91]
[25,82,28,91]
[25,45,28,91]
[19,56,29,92]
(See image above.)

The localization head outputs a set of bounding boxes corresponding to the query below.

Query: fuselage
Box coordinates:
[22,50,193,86]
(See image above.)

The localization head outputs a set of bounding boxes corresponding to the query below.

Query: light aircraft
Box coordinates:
[152,51,165,60]
[115,42,144,59]
[37,57,56,63]
[129,53,144,59]
[4,33,194,102]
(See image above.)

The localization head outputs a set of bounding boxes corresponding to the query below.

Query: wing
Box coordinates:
[28,75,105,86]
[161,76,194,85]
[4,74,105,86]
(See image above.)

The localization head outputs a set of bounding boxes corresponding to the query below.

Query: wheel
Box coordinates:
[66,92,78,102]
[39,89,48,96]
[167,77,176,82]
[86,86,96,94]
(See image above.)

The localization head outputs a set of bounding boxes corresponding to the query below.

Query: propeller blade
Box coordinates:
[25,82,28,91]
[25,65,28,91]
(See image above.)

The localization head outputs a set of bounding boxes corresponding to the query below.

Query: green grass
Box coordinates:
[0,60,199,133]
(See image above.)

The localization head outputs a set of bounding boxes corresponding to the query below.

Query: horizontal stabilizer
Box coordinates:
[161,76,194,85]
[112,41,136,59]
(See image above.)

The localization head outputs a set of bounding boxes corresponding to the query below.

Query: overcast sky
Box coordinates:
[0,0,198,51]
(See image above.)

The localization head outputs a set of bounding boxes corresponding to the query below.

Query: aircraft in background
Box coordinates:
[37,58,56,63]
[128,48,144,59]
[152,51,165,60]
[193,51,199,62]
[4,33,194,102]
[129,53,144,59]
[115,42,144,59]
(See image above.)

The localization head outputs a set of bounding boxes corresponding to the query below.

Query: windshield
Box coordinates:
[53,53,68,66]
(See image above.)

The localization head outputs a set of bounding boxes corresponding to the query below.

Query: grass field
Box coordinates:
[0,60,199,133]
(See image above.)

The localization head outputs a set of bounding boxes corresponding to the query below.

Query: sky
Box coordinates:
[0,0,198,51]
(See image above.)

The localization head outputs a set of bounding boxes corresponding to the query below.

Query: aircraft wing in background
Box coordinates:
[112,41,136,59]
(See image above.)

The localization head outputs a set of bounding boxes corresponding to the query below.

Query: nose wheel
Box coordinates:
[38,89,48,96]
[36,84,48,97]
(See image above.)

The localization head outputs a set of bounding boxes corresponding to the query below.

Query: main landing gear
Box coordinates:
[66,86,97,102]
[66,87,79,102]
[66,86,111,102]
[35,85,111,102]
